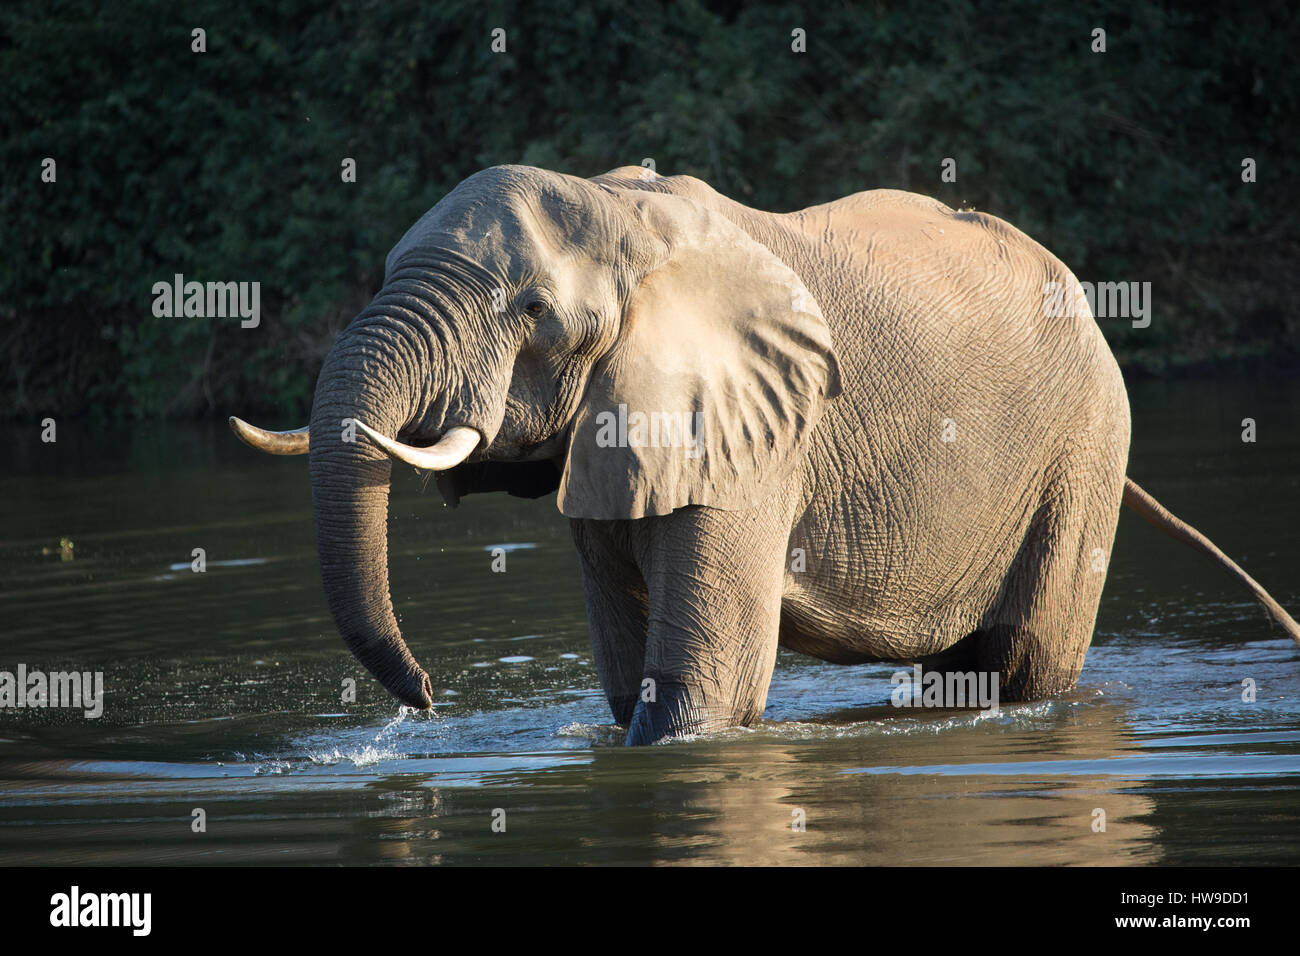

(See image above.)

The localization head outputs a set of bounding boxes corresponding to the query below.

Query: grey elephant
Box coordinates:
[232,164,1299,745]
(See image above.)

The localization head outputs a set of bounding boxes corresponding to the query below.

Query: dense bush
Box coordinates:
[2,0,1296,419]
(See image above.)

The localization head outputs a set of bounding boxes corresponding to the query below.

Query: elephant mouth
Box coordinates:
[481,430,569,463]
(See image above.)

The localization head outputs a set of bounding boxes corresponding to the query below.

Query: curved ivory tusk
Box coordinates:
[353,420,481,471]
[229,416,310,455]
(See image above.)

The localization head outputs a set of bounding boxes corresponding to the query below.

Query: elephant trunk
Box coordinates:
[311,437,432,707]
[308,297,458,709]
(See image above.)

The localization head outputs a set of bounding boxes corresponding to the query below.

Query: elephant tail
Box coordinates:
[1122,477,1300,646]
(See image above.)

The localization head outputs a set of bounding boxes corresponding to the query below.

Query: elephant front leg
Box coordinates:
[571,519,649,726]
[624,501,793,746]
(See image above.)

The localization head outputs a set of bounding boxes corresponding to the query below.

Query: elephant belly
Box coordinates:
[776,448,1041,664]
[777,600,891,664]
[777,583,987,665]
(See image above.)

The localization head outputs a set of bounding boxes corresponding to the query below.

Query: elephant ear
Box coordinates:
[558,192,842,520]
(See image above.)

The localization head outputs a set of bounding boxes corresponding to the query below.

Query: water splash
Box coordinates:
[307,746,400,769]
[555,722,626,747]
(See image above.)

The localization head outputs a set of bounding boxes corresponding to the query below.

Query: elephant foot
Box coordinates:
[624,680,741,745]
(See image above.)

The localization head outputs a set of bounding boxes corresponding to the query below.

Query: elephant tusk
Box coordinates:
[229,416,310,455]
[353,420,481,472]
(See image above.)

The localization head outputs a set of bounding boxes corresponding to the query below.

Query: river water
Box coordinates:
[2,379,1298,865]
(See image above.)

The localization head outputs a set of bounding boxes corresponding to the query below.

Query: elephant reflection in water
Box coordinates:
[573,703,1156,865]
[340,702,1157,865]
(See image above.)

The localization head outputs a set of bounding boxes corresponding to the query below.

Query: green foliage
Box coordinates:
[2,0,1296,419]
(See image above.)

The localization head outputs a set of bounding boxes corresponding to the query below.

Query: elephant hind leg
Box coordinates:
[977,470,1125,702]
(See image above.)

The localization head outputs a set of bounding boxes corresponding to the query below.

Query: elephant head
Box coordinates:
[232,165,841,710]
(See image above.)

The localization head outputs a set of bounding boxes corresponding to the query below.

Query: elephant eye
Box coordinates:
[524,300,547,317]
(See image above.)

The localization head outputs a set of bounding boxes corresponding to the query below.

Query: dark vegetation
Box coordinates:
[2,0,1296,420]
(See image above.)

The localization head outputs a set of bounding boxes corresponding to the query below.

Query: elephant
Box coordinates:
[231,164,1300,745]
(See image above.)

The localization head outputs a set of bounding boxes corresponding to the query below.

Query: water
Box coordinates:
[2,379,1298,865]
